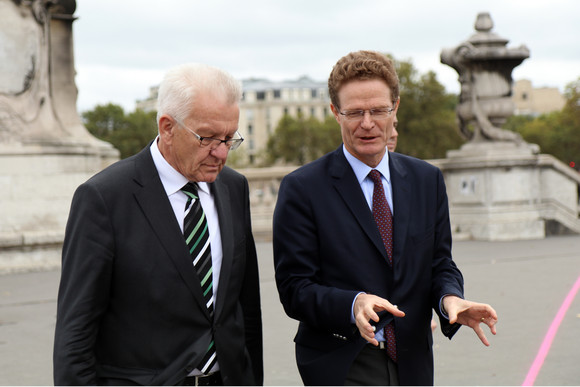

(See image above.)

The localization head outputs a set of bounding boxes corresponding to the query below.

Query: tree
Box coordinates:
[108,109,158,159]
[504,77,580,170]
[393,60,464,159]
[82,103,127,138]
[264,57,461,166]
[265,114,341,165]
[82,104,158,159]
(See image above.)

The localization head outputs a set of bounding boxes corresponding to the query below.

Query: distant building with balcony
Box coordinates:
[239,76,330,165]
[512,79,566,116]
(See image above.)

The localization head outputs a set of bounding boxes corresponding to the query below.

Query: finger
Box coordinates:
[448,310,458,325]
[355,315,376,335]
[387,304,406,318]
[356,322,378,345]
[357,309,380,324]
[474,323,490,346]
[482,316,498,335]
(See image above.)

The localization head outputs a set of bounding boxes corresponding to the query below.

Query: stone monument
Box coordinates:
[437,12,580,240]
[0,0,119,272]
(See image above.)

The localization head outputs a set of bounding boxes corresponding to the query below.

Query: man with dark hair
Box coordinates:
[273,50,497,385]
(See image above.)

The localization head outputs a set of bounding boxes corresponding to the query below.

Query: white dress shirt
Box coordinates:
[343,145,393,343]
[150,138,222,374]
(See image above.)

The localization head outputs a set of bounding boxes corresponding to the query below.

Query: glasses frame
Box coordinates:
[336,106,396,122]
[173,117,244,150]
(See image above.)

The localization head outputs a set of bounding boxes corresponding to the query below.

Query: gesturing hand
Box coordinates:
[353,293,405,346]
[443,295,498,346]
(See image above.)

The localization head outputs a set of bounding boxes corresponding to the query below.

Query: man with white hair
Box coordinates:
[54,63,263,386]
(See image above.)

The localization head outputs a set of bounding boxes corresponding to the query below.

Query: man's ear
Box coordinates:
[158,115,175,138]
[330,103,340,124]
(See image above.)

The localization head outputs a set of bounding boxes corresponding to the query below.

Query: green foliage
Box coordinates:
[82,103,127,138]
[265,114,341,165]
[505,77,580,170]
[82,104,158,159]
[394,62,464,159]
[264,56,464,166]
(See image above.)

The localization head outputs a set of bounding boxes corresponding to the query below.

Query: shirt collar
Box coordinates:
[342,144,391,185]
[150,136,210,196]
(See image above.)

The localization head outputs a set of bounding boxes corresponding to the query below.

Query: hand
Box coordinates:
[443,295,498,346]
[353,294,405,346]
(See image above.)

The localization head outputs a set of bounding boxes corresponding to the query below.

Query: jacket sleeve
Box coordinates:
[429,168,464,338]
[239,177,264,385]
[273,172,360,335]
[53,183,114,385]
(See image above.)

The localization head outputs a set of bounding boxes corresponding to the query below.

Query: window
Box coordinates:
[256,91,265,100]
[273,89,281,99]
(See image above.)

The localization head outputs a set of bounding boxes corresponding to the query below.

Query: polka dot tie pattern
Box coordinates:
[368,170,393,264]
[368,169,397,363]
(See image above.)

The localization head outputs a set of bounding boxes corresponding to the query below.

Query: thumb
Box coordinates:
[447,308,458,324]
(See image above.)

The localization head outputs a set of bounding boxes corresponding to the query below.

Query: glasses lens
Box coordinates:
[229,139,243,150]
[200,138,217,148]
[371,109,390,119]
[343,111,363,120]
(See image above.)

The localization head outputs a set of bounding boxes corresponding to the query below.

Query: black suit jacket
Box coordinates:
[54,145,263,385]
[273,146,464,386]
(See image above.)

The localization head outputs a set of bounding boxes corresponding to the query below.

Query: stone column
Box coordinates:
[0,0,119,272]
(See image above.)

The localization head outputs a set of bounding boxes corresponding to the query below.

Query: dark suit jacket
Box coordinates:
[273,146,464,386]
[54,145,263,385]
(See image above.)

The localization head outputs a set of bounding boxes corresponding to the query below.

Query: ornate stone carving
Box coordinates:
[441,12,530,143]
[0,0,115,150]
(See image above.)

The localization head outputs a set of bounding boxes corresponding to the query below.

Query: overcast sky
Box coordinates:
[72,0,580,112]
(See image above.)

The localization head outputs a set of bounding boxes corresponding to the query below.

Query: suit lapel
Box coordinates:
[132,147,210,318]
[389,153,410,269]
[330,149,386,257]
[210,177,233,320]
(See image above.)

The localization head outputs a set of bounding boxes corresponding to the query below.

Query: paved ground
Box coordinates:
[1,235,580,385]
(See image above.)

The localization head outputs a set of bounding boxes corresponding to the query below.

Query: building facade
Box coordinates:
[239,76,330,165]
[512,79,566,116]
[135,76,331,166]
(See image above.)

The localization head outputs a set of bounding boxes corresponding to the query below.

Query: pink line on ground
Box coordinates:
[522,274,580,386]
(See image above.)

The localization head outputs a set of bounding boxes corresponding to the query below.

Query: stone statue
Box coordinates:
[0,0,114,149]
[441,12,530,143]
[0,0,117,273]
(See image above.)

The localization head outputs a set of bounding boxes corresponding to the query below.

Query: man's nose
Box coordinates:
[210,142,230,159]
[360,111,374,128]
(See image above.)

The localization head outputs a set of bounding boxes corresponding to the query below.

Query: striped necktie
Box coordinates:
[181,182,217,374]
[368,170,397,363]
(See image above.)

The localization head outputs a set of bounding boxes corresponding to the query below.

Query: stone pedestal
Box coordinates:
[434,142,580,241]
[0,0,120,272]
[0,143,118,273]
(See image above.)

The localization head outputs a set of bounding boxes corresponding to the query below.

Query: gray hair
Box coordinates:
[156,63,242,125]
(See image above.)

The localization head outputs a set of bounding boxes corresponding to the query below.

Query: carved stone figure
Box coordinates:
[441,12,530,143]
[0,0,115,149]
[0,0,117,273]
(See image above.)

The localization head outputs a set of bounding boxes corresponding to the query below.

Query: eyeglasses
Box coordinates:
[174,118,244,150]
[336,106,395,122]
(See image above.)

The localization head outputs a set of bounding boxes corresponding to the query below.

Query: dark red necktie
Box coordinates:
[368,169,397,362]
